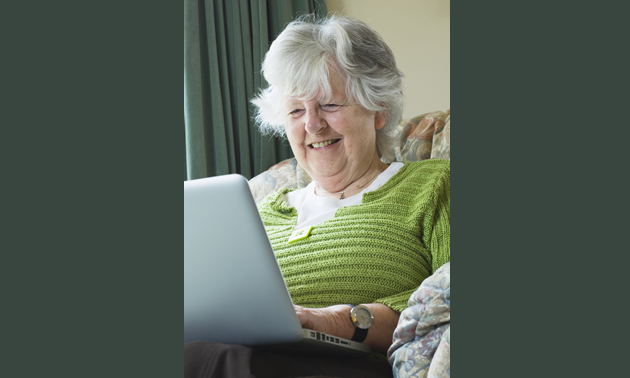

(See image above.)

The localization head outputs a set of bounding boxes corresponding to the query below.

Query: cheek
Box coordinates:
[285,122,305,148]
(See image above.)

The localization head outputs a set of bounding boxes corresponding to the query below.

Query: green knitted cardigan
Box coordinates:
[257,159,450,313]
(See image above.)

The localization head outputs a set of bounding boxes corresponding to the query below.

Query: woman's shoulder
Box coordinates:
[402,159,450,174]
[392,159,450,186]
[388,160,451,219]
[364,160,449,204]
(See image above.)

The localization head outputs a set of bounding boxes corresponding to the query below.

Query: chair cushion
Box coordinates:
[395,110,450,162]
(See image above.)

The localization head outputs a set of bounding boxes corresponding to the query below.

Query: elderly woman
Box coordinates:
[185,14,450,378]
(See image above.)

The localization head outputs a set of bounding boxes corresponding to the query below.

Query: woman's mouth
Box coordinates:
[310,139,341,149]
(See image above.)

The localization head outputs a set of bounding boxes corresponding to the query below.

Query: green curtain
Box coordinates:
[184,0,328,181]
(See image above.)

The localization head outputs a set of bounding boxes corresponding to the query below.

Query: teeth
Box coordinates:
[311,140,338,148]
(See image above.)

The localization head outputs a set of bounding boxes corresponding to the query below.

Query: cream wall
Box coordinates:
[326,0,450,119]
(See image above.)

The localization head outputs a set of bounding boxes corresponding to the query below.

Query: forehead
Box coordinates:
[284,87,347,106]
[283,77,347,106]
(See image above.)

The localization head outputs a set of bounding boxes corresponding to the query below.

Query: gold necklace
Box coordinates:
[315,165,387,200]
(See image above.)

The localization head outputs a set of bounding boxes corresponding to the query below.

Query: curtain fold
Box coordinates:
[184,0,328,181]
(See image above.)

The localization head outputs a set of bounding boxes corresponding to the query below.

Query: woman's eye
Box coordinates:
[321,104,341,112]
[289,109,305,116]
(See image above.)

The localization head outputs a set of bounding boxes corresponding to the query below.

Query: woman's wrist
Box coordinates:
[330,304,359,340]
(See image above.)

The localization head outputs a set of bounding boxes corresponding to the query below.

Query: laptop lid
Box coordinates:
[184,174,304,346]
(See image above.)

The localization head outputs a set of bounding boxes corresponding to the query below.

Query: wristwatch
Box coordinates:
[348,304,374,343]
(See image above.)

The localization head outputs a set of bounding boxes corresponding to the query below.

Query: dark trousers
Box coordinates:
[184,342,394,378]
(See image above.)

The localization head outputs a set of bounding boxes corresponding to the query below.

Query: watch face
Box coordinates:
[357,308,371,324]
[351,305,374,329]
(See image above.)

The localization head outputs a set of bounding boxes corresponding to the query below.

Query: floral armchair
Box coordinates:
[248,109,451,378]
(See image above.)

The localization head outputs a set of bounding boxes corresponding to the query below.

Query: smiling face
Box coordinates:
[283,70,386,190]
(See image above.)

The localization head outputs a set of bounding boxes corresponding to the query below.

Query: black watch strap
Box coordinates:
[347,305,369,343]
[351,327,368,343]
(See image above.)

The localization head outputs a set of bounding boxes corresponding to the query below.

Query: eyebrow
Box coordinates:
[286,97,346,106]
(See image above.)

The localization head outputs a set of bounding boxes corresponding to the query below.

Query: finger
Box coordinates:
[294,306,308,326]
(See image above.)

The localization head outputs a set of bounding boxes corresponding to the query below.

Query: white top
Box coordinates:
[285,163,404,230]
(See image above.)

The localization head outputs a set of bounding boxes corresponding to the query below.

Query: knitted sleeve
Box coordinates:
[425,161,451,274]
[374,160,451,312]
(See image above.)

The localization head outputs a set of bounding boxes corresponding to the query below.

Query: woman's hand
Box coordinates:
[294,304,401,354]
[294,305,354,339]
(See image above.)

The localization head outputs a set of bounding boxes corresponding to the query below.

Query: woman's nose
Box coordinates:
[305,108,326,135]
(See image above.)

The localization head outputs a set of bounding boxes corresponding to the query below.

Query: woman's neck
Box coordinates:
[313,158,388,200]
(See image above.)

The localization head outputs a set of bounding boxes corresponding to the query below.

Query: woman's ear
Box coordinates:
[375,111,386,130]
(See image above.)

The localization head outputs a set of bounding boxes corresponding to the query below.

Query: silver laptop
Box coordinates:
[184,174,370,356]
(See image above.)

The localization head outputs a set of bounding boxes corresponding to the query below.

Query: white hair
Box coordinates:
[251,14,405,162]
